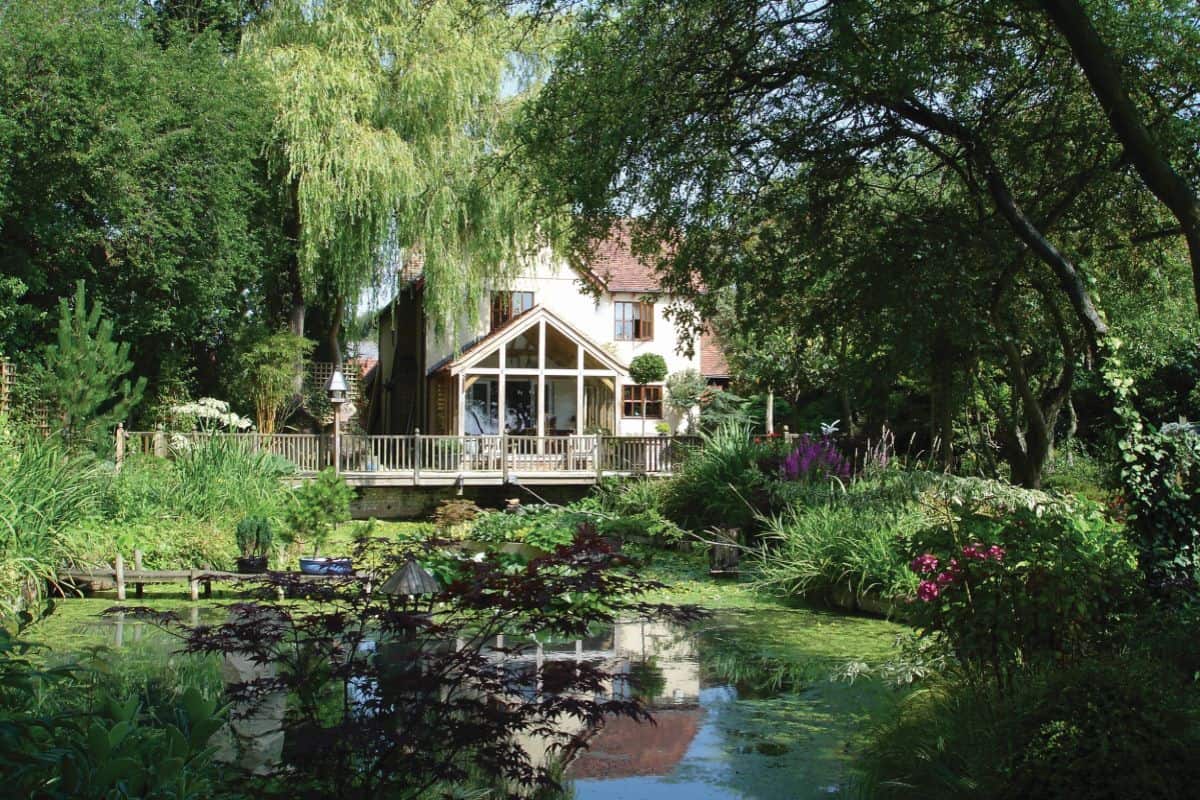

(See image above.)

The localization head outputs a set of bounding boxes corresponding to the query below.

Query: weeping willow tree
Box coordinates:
[245,0,540,362]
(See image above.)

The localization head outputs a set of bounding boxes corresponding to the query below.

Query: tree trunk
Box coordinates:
[284,187,307,393]
[1039,0,1200,317]
[327,302,344,368]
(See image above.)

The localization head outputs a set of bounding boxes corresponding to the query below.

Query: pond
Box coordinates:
[28,597,902,799]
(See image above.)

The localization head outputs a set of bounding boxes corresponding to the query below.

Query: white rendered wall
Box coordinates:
[424,249,702,435]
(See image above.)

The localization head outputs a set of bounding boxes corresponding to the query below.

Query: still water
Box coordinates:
[34,603,899,799]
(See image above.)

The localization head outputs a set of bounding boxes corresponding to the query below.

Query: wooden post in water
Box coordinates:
[189,570,199,601]
[115,553,126,601]
[133,550,144,598]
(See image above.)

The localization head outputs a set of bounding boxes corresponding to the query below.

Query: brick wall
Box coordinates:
[352,484,590,520]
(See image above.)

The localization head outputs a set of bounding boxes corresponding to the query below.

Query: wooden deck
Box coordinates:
[57,551,363,601]
[122,432,699,487]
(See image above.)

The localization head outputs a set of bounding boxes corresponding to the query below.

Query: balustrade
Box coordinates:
[119,431,701,481]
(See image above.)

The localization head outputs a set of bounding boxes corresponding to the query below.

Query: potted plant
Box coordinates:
[235,515,273,574]
[284,467,355,575]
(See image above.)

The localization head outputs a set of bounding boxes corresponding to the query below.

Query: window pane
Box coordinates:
[505,326,540,369]
[544,324,577,369]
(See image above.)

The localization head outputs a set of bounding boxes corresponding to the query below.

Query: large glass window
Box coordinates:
[504,326,540,369]
[546,377,578,434]
[505,379,536,434]
[614,301,654,341]
[622,385,663,418]
[491,291,534,330]
[464,378,499,434]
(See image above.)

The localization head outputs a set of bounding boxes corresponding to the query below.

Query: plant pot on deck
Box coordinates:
[299,556,354,576]
[236,555,269,574]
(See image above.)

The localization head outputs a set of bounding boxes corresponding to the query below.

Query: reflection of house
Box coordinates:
[497,619,703,780]
[368,231,727,436]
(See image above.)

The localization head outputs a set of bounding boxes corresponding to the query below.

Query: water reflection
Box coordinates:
[52,608,888,799]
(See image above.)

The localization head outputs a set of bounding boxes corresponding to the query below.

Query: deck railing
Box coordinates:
[121,430,701,479]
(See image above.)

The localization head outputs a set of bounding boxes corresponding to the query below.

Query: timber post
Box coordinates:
[133,549,143,598]
[153,425,167,458]
[115,553,126,601]
[501,433,509,484]
[115,424,125,472]
[413,429,422,484]
[188,570,199,602]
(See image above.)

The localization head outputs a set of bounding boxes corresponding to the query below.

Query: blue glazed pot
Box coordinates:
[299,557,354,576]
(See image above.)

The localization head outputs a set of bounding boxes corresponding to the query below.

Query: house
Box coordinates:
[366,230,725,438]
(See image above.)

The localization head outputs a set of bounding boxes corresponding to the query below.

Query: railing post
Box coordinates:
[596,435,604,479]
[153,425,167,458]
[413,428,422,484]
[501,433,509,484]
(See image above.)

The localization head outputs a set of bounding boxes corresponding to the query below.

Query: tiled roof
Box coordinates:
[583,225,664,293]
[700,329,730,378]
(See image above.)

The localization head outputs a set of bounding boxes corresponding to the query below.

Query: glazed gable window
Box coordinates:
[614,300,654,341]
[622,384,663,418]
[490,291,534,330]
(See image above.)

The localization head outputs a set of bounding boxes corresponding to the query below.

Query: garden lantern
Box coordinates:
[328,368,348,473]
[381,556,442,638]
[327,368,349,405]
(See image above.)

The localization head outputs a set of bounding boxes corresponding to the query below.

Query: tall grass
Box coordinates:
[0,430,105,615]
[663,422,766,532]
[0,429,293,614]
[750,471,935,605]
[105,436,292,524]
[752,502,921,604]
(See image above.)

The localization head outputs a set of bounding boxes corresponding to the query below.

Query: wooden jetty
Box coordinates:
[57,550,360,602]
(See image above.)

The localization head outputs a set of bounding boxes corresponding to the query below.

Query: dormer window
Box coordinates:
[614,300,654,341]
[491,291,534,330]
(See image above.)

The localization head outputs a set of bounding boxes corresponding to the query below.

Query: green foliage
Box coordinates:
[751,480,924,604]
[0,627,224,800]
[235,331,314,434]
[665,369,706,430]
[235,515,273,558]
[1118,423,1200,588]
[0,0,288,403]
[36,282,146,449]
[247,0,541,342]
[697,388,761,433]
[106,438,291,525]
[857,655,1200,800]
[283,467,353,556]
[628,352,668,386]
[0,429,102,616]
[907,493,1138,678]
[469,505,582,551]
[664,422,766,532]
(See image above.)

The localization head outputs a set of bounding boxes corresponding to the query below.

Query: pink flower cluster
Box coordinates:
[961,543,1005,563]
[911,544,1006,602]
[909,553,939,574]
